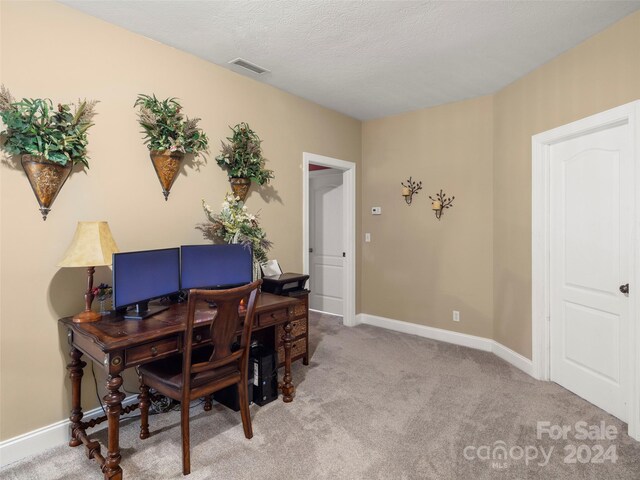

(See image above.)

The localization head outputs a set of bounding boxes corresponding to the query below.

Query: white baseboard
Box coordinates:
[357,313,533,377]
[491,339,534,376]
[0,394,138,468]
[309,308,343,318]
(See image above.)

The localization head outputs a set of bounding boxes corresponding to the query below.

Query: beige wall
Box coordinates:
[0,1,361,440]
[361,10,640,359]
[493,11,640,357]
[362,96,494,338]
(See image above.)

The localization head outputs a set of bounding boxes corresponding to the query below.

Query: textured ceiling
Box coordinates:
[61,1,640,120]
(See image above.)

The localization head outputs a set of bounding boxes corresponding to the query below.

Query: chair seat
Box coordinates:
[139,347,240,391]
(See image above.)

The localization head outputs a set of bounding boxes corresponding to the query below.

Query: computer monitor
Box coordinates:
[180,244,253,290]
[112,247,180,319]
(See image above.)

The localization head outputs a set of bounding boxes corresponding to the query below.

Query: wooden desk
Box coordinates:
[59,293,301,480]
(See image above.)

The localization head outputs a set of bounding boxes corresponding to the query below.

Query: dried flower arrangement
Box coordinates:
[196,193,272,265]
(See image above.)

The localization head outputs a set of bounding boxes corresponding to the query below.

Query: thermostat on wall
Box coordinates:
[371,207,382,215]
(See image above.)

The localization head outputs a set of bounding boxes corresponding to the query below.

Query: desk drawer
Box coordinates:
[276,318,307,341]
[293,302,307,318]
[257,308,289,328]
[126,337,179,365]
[192,327,211,346]
[278,337,307,365]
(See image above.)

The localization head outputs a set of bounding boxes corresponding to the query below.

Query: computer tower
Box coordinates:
[251,345,278,406]
[213,358,253,412]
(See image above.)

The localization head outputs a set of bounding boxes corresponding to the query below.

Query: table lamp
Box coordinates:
[58,221,119,323]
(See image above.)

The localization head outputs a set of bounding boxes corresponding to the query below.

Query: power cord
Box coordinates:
[91,363,106,416]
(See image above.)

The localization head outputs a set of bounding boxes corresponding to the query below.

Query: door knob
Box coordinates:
[620,283,629,294]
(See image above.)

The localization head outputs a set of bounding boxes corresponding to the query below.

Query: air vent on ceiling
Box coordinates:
[228,58,269,75]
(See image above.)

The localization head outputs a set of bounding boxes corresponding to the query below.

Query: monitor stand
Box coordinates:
[123,301,169,320]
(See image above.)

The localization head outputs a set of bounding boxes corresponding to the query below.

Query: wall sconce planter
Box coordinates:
[0,89,98,220]
[21,155,72,220]
[150,150,184,200]
[429,189,455,220]
[229,177,252,202]
[401,177,422,205]
[135,94,209,200]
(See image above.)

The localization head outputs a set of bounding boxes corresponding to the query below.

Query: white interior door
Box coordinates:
[550,122,631,421]
[309,170,344,315]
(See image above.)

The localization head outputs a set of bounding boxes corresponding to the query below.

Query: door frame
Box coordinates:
[302,152,356,327]
[532,100,640,440]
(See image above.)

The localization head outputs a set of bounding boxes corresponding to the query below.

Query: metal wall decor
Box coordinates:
[429,189,454,220]
[401,177,423,205]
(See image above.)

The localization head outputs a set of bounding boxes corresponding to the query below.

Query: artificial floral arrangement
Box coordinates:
[0,85,98,168]
[215,122,274,185]
[92,283,113,314]
[0,85,98,219]
[134,94,209,155]
[91,283,113,300]
[196,193,272,265]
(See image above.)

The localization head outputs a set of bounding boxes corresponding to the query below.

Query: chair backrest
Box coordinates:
[182,280,262,396]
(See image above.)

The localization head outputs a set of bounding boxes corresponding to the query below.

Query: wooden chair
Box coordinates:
[137,279,262,476]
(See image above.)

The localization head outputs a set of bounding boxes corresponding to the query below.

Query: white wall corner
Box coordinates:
[0,394,138,468]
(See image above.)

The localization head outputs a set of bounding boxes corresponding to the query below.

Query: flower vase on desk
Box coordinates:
[93,284,113,316]
[98,296,111,315]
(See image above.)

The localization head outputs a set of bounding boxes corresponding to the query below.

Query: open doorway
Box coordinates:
[302,153,356,327]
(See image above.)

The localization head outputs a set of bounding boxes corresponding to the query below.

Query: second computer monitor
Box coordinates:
[180,244,253,290]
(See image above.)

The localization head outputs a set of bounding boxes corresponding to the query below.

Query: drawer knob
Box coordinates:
[195,334,202,342]
[150,346,158,356]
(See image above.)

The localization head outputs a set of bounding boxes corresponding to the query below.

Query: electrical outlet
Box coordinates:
[365,233,371,242]
[453,310,460,322]
[371,207,382,215]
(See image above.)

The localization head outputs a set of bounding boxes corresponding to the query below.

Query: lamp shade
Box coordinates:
[58,221,119,268]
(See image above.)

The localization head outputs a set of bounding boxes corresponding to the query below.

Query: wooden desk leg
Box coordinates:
[281,320,295,402]
[66,347,86,447]
[138,382,150,440]
[102,374,126,480]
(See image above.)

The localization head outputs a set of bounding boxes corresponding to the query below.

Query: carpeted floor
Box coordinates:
[2,312,640,479]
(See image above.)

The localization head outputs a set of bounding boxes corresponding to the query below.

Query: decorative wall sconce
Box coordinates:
[429,189,455,220]
[401,177,422,205]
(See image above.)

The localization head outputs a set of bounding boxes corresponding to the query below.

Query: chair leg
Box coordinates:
[237,380,253,439]
[181,400,191,475]
[139,382,150,440]
[204,394,212,411]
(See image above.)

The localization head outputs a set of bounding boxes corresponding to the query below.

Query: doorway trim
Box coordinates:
[303,152,356,327]
[531,100,640,440]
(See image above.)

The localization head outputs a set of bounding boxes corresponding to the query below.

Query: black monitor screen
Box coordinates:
[112,248,180,312]
[181,244,253,290]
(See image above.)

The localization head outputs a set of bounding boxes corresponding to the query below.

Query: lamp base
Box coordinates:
[72,310,101,323]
